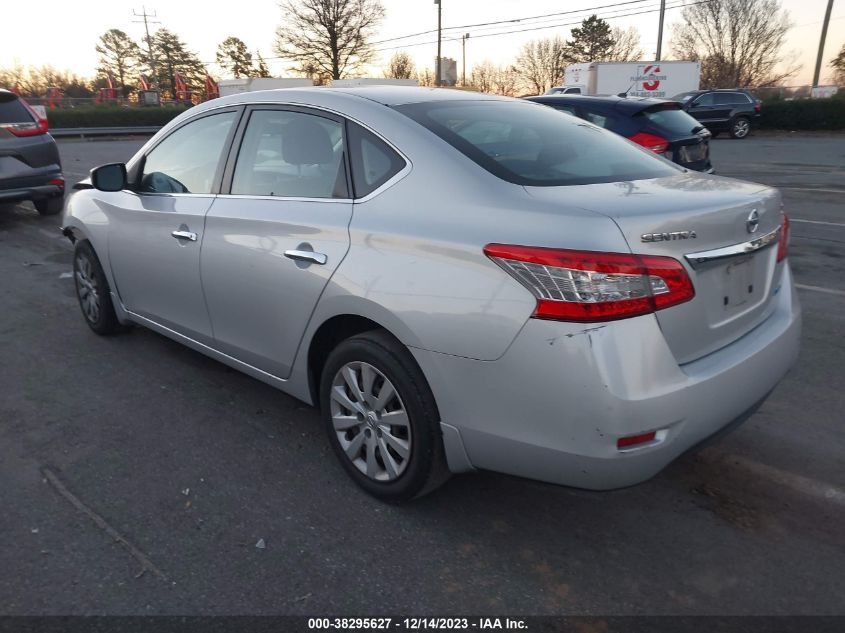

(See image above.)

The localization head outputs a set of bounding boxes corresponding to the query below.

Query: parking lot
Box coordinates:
[1,133,843,615]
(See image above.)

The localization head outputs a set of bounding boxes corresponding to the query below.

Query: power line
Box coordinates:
[369,0,655,46]
[369,0,703,53]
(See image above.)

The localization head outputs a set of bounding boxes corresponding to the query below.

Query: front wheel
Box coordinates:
[729,116,751,139]
[73,241,124,335]
[320,330,449,502]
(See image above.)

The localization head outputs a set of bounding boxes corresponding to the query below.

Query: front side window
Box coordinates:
[348,122,405,198]
[692,93,715,106]
[396,100,677,187]
[139,112,237,194]
[231,110,347,199]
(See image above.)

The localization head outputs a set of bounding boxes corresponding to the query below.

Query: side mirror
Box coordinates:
[90,163,127,192]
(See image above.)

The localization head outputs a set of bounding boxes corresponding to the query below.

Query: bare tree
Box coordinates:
[671,0,798,88]
[492,65,520,96]
[274,0,385,81]
[384,51,416,79]
[607,27,643,62]
[831,43,845,84]
[514,36,570,95]
[416,67,435,87]
[470,60,495,93]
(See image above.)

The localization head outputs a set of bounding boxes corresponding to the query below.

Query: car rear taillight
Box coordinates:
[629,132,669,153]
[754,102,762,114]
[0,98,49,137]
[483,244,695,323]
[777,212,789,262]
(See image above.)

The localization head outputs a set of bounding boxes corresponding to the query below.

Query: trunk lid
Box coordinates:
[525,173,784,364]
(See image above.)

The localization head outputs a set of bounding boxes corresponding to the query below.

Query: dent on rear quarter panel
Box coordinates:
[324,162,629,361]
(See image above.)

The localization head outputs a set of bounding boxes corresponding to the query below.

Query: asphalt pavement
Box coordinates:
[1,133,843,615]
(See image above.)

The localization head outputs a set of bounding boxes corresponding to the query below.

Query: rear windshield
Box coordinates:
[0,94,33,124]
[641,105,703,135]
[395,100,677,186]
[672,92,696,102]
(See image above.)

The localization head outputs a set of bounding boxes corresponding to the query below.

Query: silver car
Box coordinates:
[62,87,800,502]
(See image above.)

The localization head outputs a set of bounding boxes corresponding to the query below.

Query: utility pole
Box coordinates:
[812,0,835,86]
[133,6,160,88]
[462,33,470,86]
[435,0,442,87]
[655,0,666,60]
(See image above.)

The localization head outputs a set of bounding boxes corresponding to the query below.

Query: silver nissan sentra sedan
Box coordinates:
[62,87,801,502]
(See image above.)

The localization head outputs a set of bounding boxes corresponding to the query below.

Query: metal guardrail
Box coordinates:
[51,126,162,138]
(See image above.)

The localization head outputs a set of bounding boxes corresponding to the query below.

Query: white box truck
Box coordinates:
[218,78,313,96]
[559,61,700,99]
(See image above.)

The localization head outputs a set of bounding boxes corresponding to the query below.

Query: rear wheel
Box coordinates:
[320,330,449,502]
[34,195,64,216]
[729,116,751,139]
[73,240,123,335]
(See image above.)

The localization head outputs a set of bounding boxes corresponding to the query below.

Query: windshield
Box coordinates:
[395,100,678,187]
[641,105,704,135]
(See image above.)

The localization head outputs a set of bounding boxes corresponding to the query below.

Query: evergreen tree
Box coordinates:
[142,28,206,99]
[566,15,614,62]
[216,37,254,78]
[95,29,141,97]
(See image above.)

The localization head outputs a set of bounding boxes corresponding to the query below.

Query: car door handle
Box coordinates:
[171,230,197,242]
[284,249,327,265]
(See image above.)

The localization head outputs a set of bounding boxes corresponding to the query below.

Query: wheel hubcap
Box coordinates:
[330,361,411,482]
[75,254,100,323]
[735,120,749,137]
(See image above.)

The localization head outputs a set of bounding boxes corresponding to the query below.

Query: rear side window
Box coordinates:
[641,106,702,135]
[348,122,406,198]
[140,112,237,194]
[0,95,33,124]
[715,92,751,105]
[396,100,677,187]
[582,111,613,128]
[231,110,348,199]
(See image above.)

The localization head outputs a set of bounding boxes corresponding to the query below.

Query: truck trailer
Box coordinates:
[551,61,701,99]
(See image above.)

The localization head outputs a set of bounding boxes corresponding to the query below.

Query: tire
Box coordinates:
[729,116,751,139]
[320,330,450,502]
[709,131,720,138]
[34,195,64,216]
[73,240,124,335]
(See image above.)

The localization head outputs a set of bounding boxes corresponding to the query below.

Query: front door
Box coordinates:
[201,107,353,378]
[107,110,239,343]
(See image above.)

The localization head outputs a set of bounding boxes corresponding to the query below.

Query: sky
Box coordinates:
[1,0,843,85]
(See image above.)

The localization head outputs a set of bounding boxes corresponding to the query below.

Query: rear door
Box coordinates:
[200,106,353,379]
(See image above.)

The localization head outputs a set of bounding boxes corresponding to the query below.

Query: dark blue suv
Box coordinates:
[526,94,713,173]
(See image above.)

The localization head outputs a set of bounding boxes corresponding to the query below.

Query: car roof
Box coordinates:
[210,86,511,109]
[527,94,674,114]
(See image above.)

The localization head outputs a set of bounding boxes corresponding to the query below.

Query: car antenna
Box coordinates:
[617,81,635,98]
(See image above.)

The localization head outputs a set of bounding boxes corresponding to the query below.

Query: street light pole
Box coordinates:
[462,33,470,86]
[812,0,835,87]
[435,0,442,87]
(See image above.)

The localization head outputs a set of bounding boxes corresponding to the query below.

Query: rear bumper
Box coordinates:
[0,183,63,203]
[416,264,801,490]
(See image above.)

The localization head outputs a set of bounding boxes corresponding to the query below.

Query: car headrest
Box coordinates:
[282,119,334,165]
